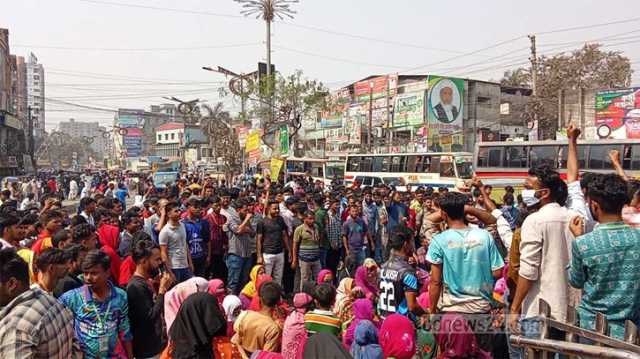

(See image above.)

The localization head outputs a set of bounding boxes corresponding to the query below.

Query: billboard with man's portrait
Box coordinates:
[427,76,464,152]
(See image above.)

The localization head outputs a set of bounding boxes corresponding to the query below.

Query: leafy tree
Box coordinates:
[200,102,241,174]
[249,70,332,149]
[501,43,633,138]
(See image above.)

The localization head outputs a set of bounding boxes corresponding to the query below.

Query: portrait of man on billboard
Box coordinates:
[434,85,459,122]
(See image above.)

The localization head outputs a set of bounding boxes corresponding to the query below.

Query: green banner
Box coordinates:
[393,91,425,127]
[279,125,289,156]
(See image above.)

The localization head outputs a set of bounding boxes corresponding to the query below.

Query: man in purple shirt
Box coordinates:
[342,205,373,267]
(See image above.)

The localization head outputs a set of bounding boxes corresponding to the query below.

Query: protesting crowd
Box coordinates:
[1,124,640,359]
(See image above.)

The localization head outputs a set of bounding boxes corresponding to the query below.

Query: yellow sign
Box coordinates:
[270,158,284,180]
[245,131,261,153]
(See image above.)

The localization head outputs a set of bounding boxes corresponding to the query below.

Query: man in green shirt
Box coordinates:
[569,173,640,339]
[313,196,329,268]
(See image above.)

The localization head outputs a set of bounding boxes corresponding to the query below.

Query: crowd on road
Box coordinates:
[1,126,640,359]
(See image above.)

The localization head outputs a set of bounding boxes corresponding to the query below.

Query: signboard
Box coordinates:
[245,130,261,153]
[354,74,398,102]
[346,105,363,145]
[320,88,351,128]
[236,126,249,147]
[595,88,640,139]
[184,127,208,145]
[117,109,145,129]
[427,76,465,152]
[270,157,284,180]
[393,91,425,127]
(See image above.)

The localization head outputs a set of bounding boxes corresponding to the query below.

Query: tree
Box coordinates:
[501,43,633,138]
[249,70,332,150]
[200,102,241,175]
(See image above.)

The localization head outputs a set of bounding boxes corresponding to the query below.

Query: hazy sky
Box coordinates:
[3,0,640,130]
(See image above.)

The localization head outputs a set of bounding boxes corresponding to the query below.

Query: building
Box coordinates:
[11,55,27,121]
[298,74,529,158]
[26,53,45,139]
[58,118,108,157]
[155,122,184,157]
[0,28,11,113]
[143,103,176,156]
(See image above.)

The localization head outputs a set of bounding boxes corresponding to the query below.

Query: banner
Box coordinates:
[394,91,425,127]
[117,109,144,128]
[354,74,398,102]
[346,105,363,145]
[278,126,289,156]
[427,76,464,152]
[595,88,640,139]
[270,158,284,180]
[245,130,260,153]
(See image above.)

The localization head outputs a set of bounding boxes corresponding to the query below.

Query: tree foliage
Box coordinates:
[249,70,331,148]
[501,43,633,138]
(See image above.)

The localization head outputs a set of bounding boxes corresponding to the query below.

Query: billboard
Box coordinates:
[184,127,208,145]
[117,109,144,129]
[427,76,464,152]
[354,74,398,102]
[595,88,640,139]
[394,91,425,127]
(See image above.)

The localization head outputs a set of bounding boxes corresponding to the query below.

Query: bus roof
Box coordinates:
[285,157,327,163]
[346,152,472,157]
[476,139,639,146]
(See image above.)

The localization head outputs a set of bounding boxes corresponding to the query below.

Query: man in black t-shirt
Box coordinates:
[257,201,291,286]
[378,224,424,320]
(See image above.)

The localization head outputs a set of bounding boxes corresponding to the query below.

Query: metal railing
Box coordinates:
[510,299,640,359]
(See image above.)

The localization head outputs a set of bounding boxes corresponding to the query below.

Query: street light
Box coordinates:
[233,0,298,77]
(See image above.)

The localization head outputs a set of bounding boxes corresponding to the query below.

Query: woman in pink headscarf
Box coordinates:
[249,274,274,311]
[163,277,209,334]
[208,279,226,310]
[282,292,314,359]
[317,269,334,285]
[379,314,416,359]
[342,298,377,349]
[354,258,379,300]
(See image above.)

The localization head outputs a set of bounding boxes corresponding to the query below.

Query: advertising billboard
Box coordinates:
[117,109,144,129]
[427,76,464,152]
[354,74,398,102]
[394,91,425,127]
[595,88,640,139]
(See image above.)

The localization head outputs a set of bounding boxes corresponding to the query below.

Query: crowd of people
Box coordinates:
[1,125,640,359]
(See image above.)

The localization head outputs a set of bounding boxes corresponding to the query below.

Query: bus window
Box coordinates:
[391,156,403,172]
[372,156,384,172]
[312,164,323,177]
[631,145,640,170]
[557,145,586,169]
[361,157,373,172]
[373,177,383,186]
[430,156,441,174]
[588,144,622,169]
[504,146,528,168]
[406,155,418,173]
[529,146,557,168]
[347,157,361,171]
[477,147,502,167]
[381,156,391,172]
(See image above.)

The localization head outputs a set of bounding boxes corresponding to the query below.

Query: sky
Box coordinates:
[3,0,640,131]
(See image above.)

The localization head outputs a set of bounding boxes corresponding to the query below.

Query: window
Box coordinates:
[157,135,161,141]
[361,157,373,172]
[381,156,391,172]
[171,133,175,140]
[372,157,384,172]
[430,156,441,173]
[630,145,640,170]
[347,157,361,171]
[390,156,403,172]
[557,145,587,169]
[529,146,557,168]
[588,144,622,170]
[476,147,503,167]
[164,134,169,141]
[503,146,528,168]
[417,156,432,173]
[477,96,491,105]
[406,155,418,173]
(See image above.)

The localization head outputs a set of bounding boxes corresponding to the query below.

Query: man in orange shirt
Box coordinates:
[32,210,64,255]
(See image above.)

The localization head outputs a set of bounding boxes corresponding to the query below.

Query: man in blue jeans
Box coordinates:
[342,205,373,267]
[222,198,255,294]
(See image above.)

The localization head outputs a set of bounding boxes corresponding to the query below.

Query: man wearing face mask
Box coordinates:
[126,240,174,359]
[507,164,576,342]
[567,173,640,339]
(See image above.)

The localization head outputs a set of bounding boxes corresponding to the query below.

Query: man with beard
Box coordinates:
[224,198,255,295]
[60,250,133,359]
[126,240,174,359]
[33,248,69,294]
[54,244,87,298]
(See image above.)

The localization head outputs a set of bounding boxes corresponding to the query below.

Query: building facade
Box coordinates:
[26,53,44,139]
[59,118,108,157]
[155,122,183,157]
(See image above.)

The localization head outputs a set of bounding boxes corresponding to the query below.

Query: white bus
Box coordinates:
[344,152,473,190]
[285,157,329,185]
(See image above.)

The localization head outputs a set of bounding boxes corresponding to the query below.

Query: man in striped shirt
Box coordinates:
[304,283,342,337]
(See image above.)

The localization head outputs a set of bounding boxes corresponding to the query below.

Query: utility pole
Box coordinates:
[368,82,374,152]
[528,34,541,139]
[27,106,37,174]
[266,21,271,78]
[528,35,538,97]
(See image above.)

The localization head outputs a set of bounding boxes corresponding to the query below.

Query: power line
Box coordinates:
[535,17,640,36]
[13,42,262,52]
[272,45,406,69]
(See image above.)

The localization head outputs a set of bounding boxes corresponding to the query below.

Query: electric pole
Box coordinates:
[528,35,538,96]
[27,106,37,174]
[368,82,373,152]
